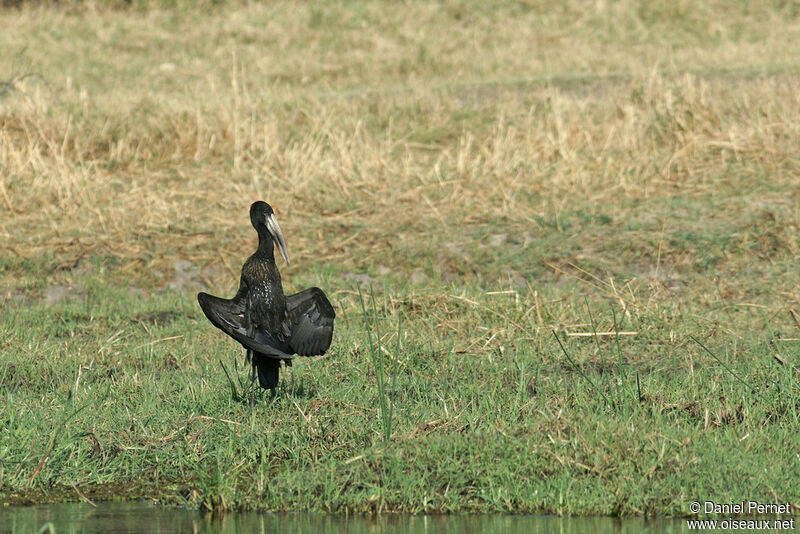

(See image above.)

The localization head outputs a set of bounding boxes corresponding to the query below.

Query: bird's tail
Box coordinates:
[254,356,280,390]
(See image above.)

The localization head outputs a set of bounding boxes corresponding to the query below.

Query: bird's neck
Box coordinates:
[255,228,276,261]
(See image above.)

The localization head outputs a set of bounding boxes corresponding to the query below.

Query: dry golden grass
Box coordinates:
[1,1,799,314]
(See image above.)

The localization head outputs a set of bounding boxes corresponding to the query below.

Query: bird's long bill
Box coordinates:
[265,213,291,265]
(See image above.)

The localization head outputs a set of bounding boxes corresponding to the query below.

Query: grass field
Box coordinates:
[1,0,800,516]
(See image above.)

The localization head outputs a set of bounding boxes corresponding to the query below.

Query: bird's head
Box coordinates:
[250,201,290,265]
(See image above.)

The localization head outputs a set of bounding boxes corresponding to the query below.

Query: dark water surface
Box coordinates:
[1,502,688,534]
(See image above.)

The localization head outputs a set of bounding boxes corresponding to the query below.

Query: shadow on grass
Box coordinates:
[219,356,319,404]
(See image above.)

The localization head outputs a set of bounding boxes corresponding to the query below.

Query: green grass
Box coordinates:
[1,272,798,514]
[1,0,800,517]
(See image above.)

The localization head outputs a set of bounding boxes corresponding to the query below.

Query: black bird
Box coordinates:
[197,201,335,398]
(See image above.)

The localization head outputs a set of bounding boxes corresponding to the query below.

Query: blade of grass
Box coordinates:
[28,383,111,488]
[219,359,240,401]
[690,335,768,402]
[552,330,613,408]
[358,284,392,442]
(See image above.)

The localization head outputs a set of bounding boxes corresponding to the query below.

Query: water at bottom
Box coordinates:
[0,502,688,534]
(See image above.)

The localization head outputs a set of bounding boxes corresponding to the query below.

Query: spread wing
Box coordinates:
[197,292,293,359]
[285,287,336,356]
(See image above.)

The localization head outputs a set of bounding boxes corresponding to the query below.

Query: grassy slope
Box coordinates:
[1,0,799,515]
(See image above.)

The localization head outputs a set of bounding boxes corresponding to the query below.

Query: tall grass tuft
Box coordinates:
[554,303,644,414]
[358,284,401,442]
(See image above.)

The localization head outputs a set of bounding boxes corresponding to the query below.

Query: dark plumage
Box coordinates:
[197,201,335,397]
